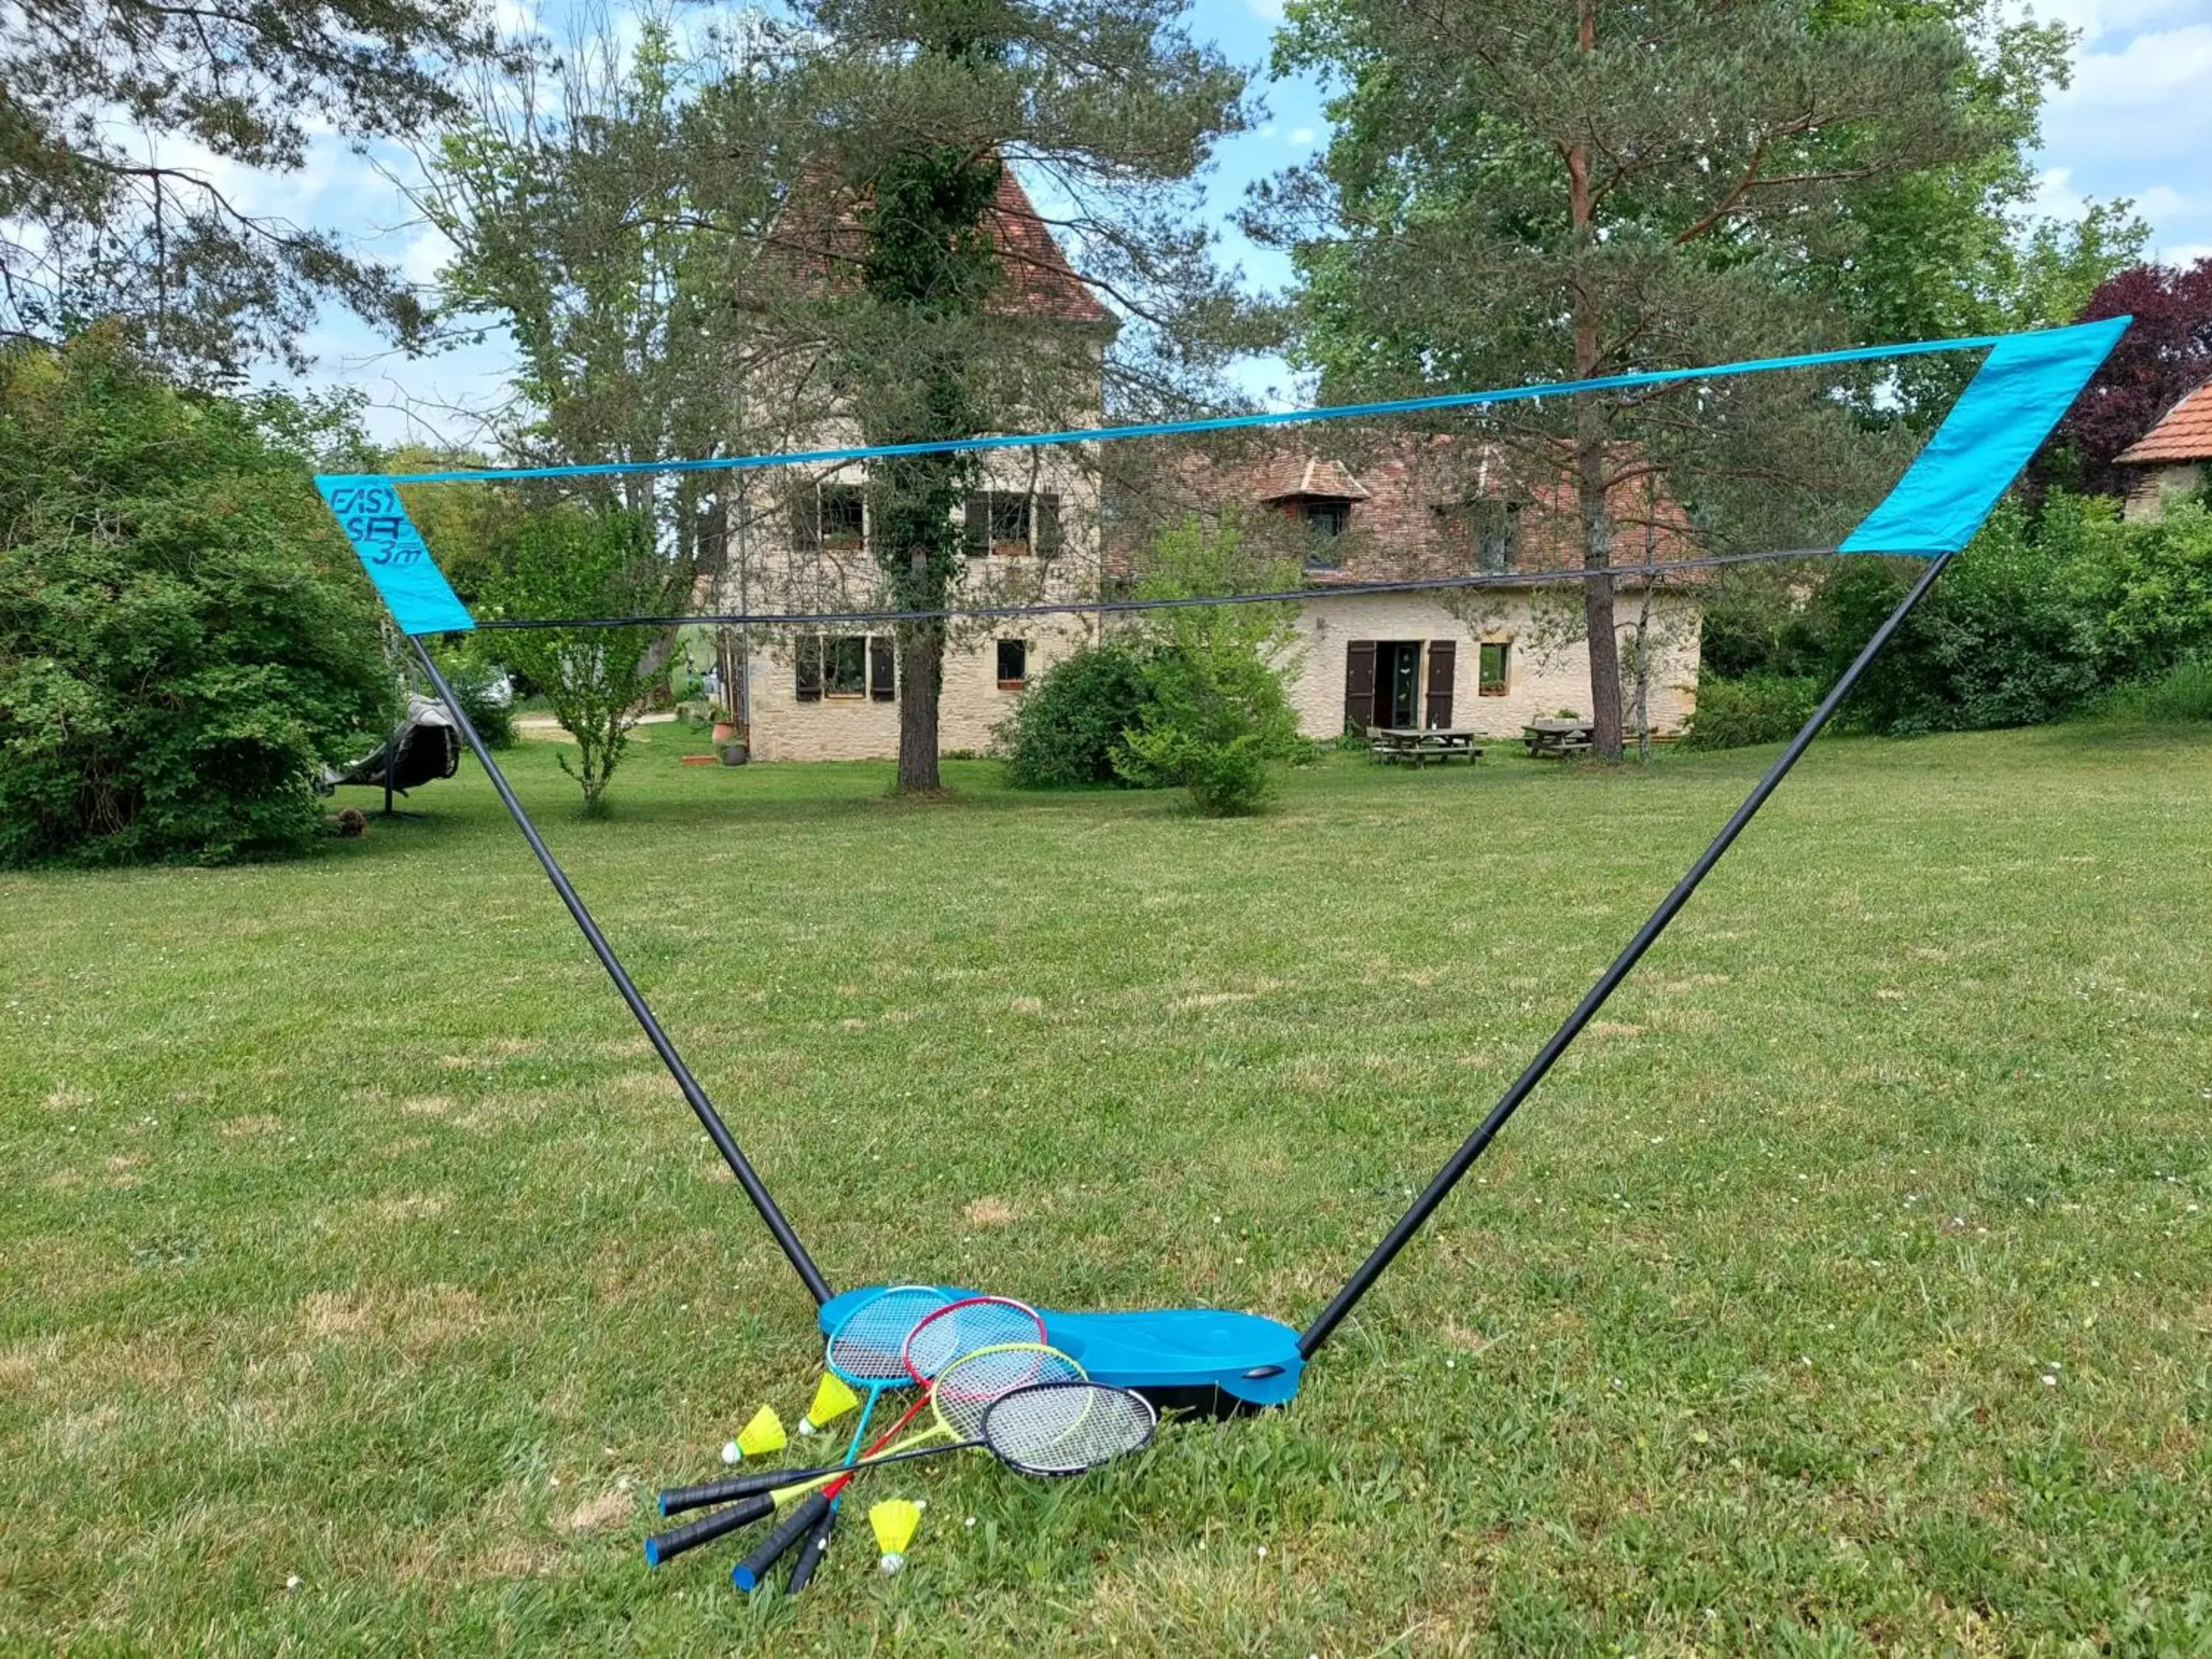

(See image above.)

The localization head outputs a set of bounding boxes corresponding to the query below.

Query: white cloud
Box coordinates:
[2031,14,2212,268]
[1289,126,1315,145]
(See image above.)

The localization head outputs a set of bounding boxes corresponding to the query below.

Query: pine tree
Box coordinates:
[1256,0,2053,759]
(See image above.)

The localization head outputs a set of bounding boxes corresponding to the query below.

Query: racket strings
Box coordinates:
[825,1286,949,1382]
[928,1344,1085,1440]
[984,1383,1157,1475]
[903,1298,1046,1382]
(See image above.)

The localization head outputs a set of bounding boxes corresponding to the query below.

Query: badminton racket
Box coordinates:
[731,1321,1071,1593]
[644,1283,950,1567]
[659,1380,1158,1498]
[772,1295,1038,1592]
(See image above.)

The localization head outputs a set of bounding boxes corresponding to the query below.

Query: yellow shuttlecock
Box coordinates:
[870,1499,921,1575]
[797,1372,860,1436]
[723,1404,785,1463]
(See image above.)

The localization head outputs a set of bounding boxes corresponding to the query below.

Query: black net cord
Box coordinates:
[1296,546,1960,1358]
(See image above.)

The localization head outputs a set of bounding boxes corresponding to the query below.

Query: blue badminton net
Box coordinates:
[318,319,2126,1408]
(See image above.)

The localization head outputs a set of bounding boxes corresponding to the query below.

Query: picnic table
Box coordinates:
[1368,726,1486,766]
[1521,718,1596,758]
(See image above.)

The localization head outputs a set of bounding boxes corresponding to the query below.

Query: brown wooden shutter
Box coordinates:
[964,493,990,557]
[1343,640,1378,734]
[787,484,818,553]
[869,636,895,701]
[1034,493,1061,556]
[795,635,823,701]
[1424,640,1455,728]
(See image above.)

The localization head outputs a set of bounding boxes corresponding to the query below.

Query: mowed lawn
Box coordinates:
[3,723,2209,1656]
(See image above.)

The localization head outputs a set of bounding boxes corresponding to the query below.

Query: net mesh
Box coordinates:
[825,1284,953,1383]
[982,1382,1156,1475]
[387,351,1957,764]
[928,1343,1084,1440]
[903,1297,1046,1382]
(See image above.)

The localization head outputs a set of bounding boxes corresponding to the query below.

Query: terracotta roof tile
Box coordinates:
[2116,380,2212,465]
[770,161,1109,327]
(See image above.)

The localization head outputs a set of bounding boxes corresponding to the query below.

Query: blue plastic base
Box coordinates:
[816,1287,1304,1410]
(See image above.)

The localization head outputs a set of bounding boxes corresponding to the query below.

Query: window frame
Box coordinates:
[823,634,869,698]
[995,637,1029,690]
[818,484,866,551]
[1478,639,1511,696]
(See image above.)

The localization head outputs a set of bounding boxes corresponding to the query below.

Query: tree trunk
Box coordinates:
[1568,0,1624,762]
[1574,403,1624,762]
[897,547,944,791]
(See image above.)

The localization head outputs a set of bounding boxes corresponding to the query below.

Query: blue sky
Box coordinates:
[259,0,2211,447]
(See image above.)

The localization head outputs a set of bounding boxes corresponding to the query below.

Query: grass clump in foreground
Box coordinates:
[2,722,2209,1654]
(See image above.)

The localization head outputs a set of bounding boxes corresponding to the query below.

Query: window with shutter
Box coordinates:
[824,636,867,696]
[1034,493,1061,557]
[964,494,990,557]
[869,636,896,701]
[996,639,1028,688]
[820,486,864,549]
[990,493,1032,554]
[794,635,823,700]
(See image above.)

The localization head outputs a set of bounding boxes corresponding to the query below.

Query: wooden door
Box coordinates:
[1343,641,1377,733]
[1424,640,1455,728]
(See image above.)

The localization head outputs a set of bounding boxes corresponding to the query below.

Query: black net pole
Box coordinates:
[1298,549,1957,1360]
[408,638,833,1308]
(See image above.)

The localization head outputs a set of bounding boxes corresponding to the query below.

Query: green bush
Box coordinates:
[1696,493,2212,737]
[995,640,1152,787]
[2078,656,2212,723]
[1110,519,1304,816]
[1680,673,1823,751]
[0,338,394,866]
[431,647,516,748]
[1115,644,1302,815]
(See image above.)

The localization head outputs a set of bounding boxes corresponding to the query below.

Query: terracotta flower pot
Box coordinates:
[711,721,738,744]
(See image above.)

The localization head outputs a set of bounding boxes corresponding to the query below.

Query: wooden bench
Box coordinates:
[1522,719,1596,758]
[1371,727,1486,765]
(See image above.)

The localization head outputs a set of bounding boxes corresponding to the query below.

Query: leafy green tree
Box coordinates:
[487,504,680,814]
[1256,0,2093,759]
[1114,520,1304,815]
[0,334,394,864]
[1,0,510,380]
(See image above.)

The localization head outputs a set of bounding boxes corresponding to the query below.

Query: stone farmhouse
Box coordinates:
[723,167,1113,762]
[2115,379,2212,521]
[723,169,1703,762]
[1122,436,1707,741]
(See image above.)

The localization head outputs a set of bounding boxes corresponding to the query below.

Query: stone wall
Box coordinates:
[744,616,1097,762]
[1283,588,1703,740]
[2123,462,2205,522]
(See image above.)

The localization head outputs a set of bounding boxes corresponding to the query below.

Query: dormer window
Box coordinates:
[1304,499,1350,538]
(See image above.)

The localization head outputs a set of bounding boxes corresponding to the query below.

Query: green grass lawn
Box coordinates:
[4,723,2209,1655]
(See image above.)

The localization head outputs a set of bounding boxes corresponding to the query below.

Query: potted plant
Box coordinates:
[709,703,740,745]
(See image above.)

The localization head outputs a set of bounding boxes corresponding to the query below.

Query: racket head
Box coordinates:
[980,1381,1158,1477]
[926,1341,1085,1442]
[824,1284,955,1385]
[900,1295,1047,1386]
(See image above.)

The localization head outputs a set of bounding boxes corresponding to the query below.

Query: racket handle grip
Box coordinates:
[733,1490,830,1593]
[660,1466,837,1515]
[642,1494,774,1567]
[782,1500,839,1594]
